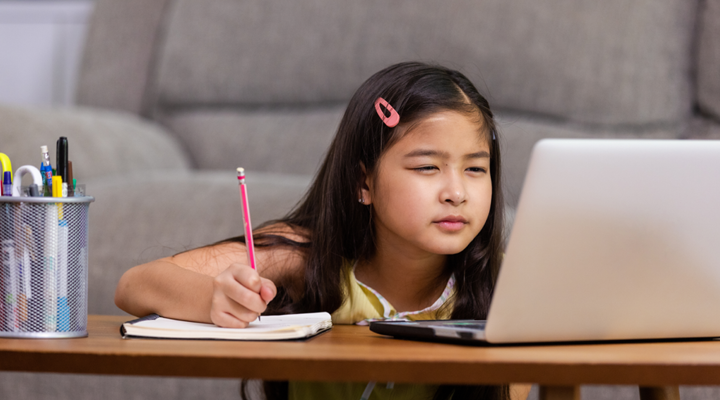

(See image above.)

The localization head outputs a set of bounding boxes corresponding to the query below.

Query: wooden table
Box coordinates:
[2,316,720,400]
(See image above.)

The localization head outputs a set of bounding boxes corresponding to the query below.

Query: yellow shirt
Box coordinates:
[289,265,456,400]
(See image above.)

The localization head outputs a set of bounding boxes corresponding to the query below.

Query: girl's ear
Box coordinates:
[358,162,372,205]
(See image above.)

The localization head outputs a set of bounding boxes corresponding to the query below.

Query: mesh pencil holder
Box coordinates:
[0,196,94,338]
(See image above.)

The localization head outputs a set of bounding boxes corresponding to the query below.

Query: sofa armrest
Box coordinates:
[0,104,190,183]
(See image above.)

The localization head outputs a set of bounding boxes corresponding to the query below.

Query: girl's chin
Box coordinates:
[423,242,473,256]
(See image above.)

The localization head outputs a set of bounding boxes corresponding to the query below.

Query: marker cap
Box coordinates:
[57,137,68,182]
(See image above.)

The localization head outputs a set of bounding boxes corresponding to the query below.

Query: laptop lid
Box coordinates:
[485,139,720,343]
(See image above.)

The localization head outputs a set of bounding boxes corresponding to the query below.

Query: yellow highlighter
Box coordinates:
[52,176,64,218]
[0,153,12,182]
[52,176,63,198]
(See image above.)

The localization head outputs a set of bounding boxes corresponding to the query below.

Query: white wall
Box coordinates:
[0,0,94,107]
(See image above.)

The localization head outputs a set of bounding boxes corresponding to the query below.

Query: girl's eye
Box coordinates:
[414,166,438,172]
[467,167,487,173]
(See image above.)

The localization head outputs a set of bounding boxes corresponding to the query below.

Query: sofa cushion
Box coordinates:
[152,0,696,125]
[496,112,680,207]
[76,0,170,115]
[160,106,343,173]
[0,104,189,182]
[697,0,720,121]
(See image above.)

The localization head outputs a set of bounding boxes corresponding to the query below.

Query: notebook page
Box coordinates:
[129,312,331,334]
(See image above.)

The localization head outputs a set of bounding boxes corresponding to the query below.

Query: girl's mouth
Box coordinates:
[434,216,468,231]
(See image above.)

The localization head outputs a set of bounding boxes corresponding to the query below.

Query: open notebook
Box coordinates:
[121,312,332,340]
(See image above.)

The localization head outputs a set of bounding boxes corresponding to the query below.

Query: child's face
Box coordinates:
[364,110,493,258]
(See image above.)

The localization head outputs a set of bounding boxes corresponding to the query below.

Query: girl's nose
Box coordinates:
[444,191,465,205]
[441,174,466,205]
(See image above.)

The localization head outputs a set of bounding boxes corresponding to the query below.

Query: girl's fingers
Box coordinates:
[211,310,253,328]
[210,291,260,327]
[230,265,277,306]
[209,263,276,327]
[228,262,263,292]
[214,272,267,314]
[259,277,277,303]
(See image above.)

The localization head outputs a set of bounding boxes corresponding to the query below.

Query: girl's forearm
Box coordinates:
[115,259,214,323]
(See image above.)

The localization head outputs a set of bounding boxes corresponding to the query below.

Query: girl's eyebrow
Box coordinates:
[403,149,490,159]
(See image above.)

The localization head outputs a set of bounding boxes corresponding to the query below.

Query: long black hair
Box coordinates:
[234,62,507,400]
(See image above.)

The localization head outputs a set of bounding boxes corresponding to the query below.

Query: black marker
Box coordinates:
[56,137,68,197]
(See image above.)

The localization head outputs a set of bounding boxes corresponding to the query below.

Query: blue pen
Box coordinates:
[57,219,69,331]
[3,171,11,196]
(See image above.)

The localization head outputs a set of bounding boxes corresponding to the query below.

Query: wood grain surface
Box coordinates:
[0,315,719,386]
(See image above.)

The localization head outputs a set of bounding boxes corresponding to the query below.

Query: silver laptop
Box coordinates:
[371,139,720,344]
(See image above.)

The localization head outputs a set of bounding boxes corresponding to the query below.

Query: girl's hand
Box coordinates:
[210,263,277,328]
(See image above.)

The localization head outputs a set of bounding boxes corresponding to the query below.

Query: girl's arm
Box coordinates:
[114,223,307,326]
[510,384,532,400]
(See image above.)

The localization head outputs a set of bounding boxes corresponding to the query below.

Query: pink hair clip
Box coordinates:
[374,97,400,128]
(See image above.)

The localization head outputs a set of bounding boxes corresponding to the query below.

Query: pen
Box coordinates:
[43,205,57,332]
[57,137,68,197]
[1,194,20,331]
[67,161,74,197]
[52,173,69,331]
[57,220,69,331]
[40,146,53,197]
[19,238,30,325]
[28,204,44,329]
[13,216,29,327]
[237,168,261,321]
[1,238,18,331]
[44,176,63,331]
[20,223,34,325]
[2,171,11,196]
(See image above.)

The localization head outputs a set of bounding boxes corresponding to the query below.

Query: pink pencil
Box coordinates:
[237,168,256,270]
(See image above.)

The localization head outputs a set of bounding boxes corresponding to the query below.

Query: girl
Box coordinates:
[116,62,527,400]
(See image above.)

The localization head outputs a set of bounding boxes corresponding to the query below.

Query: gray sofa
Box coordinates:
[1,0,720,399]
